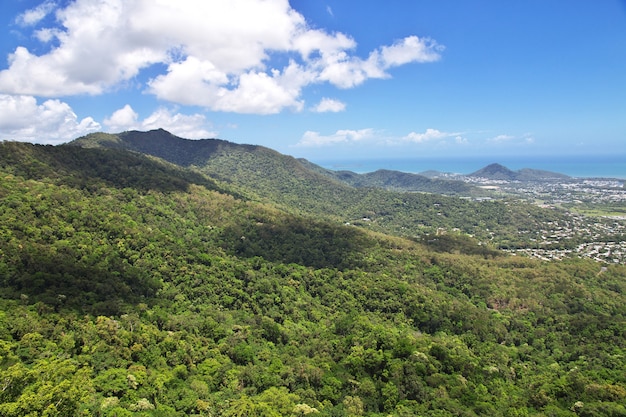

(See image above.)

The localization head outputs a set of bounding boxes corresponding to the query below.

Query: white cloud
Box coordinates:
[0,0,443,114]
[313,35,442,89]
[312,98,346,113]
[0,46,105,96]
[297,127,470,148]
[149,61,308,114]
[292,30,356,60]
[0,94,100,144]
[316,53,382,89]
[34,28,61,43]
[104,105,216,139]
[15,1,56,26]
[379,36,443,67]
[403,128,452,143]
[517,133,535,144]
[297,128,375,147]
[489,134,515,142]
[103,104,139,130]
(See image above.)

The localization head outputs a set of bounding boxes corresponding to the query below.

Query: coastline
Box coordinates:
[313,155,626,180]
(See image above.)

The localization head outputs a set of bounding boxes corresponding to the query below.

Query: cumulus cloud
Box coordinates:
[379,36,443,67]
[312,98,346,113]
[0,94,100,144]
[313,35,442,89]
[148,59,308,114]
[104,105,216,139]
[403,128,453,143]
[103,104,139,130]
[399,129,471,148]
[0,0,443,114]
[297,127,471,148]
[15,1,56,27]
[297,128,375,147]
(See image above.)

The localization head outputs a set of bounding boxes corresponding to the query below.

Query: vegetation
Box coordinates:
[563,202,626,218]
[468,163,572,181]
[1,140,625,416]
[297,159,479,195]
[69,130,576,248]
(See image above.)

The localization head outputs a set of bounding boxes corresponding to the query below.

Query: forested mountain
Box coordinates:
[1,139,625,416]
[469,163,571,181]
[74,129,479,196]
[296,159,478,195]
[69,130,569,248]
[70,129,357,217]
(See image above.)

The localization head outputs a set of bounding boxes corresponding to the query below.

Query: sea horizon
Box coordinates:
[313,154,626,180]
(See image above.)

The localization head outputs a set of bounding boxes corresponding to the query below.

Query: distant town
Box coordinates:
[457,173,626,263]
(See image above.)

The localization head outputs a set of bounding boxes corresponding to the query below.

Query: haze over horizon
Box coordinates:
[1,1,625,162]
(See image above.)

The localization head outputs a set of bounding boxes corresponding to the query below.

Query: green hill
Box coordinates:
[70,129,358,217]
[470,163,571,181]
[1,140,625,416]
[296,159,478,195]
[69,130,570,247]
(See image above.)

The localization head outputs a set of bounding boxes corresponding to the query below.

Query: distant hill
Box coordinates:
[516,167,572,181]
[71,128,257,167]
[296,158,477,195]
[69,130,573,243]
[469,163,571,181]
[70,130,483,210]
[418,169,450,178]
[336,169,475,194]
[71,129,353,208]
[469,163,518,180]
[73,130,481,197]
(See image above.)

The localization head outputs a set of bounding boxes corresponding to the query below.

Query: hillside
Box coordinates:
[71,130,358,216]
[1,140,625,416]
[75,130,480,196]
[469,163,571,181]
[69,130,575,248]
[296,159,477,195]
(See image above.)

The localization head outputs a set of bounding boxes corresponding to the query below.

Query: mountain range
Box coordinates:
[468,163,571,181]
[68,129,575,244]
[73,128,477,194]
[71,129,570,193]
[1,129,624,416]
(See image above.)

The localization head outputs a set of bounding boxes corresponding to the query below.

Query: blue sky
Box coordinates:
[0,1,625,163]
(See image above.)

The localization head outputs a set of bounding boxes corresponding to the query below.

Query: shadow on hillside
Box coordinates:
[3,241,161,316]
[220,217,376,270]
[119,128,228,167]
[1,142,224,194]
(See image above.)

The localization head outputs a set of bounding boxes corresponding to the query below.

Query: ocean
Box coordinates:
[314,155,626,179]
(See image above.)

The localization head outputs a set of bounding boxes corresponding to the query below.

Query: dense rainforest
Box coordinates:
[70,130,575,249]
[0,138,625,416]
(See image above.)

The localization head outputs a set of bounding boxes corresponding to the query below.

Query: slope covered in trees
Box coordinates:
[0,141,625,416]
[69,130,574,248]
[296,159,478,195]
